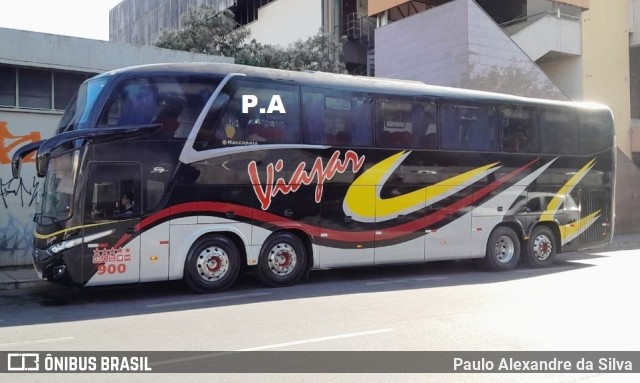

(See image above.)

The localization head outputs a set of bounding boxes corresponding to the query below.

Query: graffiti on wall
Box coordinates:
[0,121,41,164]
[0,119,47,265]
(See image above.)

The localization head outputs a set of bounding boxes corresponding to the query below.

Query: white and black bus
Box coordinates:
[12,63,615,292]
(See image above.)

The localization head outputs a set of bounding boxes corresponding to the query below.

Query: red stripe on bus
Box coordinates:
[113,160,536,246]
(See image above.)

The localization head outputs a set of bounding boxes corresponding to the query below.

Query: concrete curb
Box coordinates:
[0,267,47,291]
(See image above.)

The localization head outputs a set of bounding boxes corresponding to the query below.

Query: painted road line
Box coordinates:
[366,279,410,286]
[0,337,74,348]
[236,328,395,351]
[146,292,272,308]
[411,276,450,282]
[366,276,449,286]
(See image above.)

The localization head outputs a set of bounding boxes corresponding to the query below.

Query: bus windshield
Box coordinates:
[58,77,109,133]
[39,150,80,225]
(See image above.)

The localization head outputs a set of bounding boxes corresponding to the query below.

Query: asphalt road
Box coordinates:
[1,248,639,383]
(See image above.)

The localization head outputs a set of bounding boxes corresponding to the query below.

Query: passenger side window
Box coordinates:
[440,102,496,151]
[579,110,613,154]
[84,163,141,223]
[541,109,578,154]
[375,97,438,149]
[499,106,539,153]
[98,76,216,139]
[203,80,300,148]
[302,87,372,146]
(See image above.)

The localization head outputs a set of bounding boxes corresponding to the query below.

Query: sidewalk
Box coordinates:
[1,234,639,291]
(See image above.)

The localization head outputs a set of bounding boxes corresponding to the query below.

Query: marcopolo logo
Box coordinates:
[7,353,40,371]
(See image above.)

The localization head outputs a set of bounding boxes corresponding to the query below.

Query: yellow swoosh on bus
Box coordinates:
[560,210,601,245]
[343,151,500,222]
[539,159,595,222]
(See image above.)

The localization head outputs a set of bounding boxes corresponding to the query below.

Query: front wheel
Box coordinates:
[524,226,556,268]
[183,235,241,293]
[483,226,521,271]
[256,232,307,287]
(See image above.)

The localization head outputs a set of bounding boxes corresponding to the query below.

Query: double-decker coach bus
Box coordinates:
[12,63,615,292]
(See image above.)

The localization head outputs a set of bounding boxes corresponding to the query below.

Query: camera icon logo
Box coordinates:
[7,353,40,371]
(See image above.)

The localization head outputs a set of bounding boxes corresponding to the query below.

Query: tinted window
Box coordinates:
[375,96,438,149]
[541,109,578,154]
[302,87,372,146]
[99,76,216,139]
[0,66,16,107]
[440,102,496,151]
[84,163,141,223]
[197,80,301,149]
[579,110,613,154]
[19,68,51,109]
[499,106,539,153]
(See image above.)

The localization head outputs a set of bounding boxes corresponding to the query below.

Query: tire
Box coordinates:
[524,226,556,268]
[256,232,307,287]
[483,226,521,271]
[183,235,241,293]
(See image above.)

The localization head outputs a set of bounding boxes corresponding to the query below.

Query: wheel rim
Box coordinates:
[532,234,553,261]
[267,243,297,276]
[494,235,515,263]
[196,246,230,281]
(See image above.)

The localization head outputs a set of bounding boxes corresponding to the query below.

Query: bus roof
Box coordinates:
[97,62,611,113]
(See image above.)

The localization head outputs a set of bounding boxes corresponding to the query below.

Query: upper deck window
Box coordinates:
[375,96,437,149]
[440,101,496,151]
[97,76,217,138]
[541,109,578,155]
[195,79,301,150]
[499,106,539,153]
[302,87,372,146]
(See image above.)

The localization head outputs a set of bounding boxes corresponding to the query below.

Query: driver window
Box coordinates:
[84,162,141,223]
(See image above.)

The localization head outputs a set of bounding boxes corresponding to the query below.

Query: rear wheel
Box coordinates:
[183,235,241,293]
[256,232,307,287]
[483,226,520,271]
[524,226,556,268]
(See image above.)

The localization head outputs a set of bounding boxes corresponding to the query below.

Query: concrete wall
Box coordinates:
[0,113,58,266]
[375,0,470,86]
[538,56,583,101]
[0,28,231,266]
[110,0,234,46]
[247,0,322,46]
[375,0,566,100]
[0,28,232,73]
[581,1,637,234]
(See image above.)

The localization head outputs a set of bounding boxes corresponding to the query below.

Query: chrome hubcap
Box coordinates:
[267,243,297,276]
[196,246,229,281]
[532,235,553,261]
[494,235,515,263]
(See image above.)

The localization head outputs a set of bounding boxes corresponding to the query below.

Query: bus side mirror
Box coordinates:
[36,152,50,178]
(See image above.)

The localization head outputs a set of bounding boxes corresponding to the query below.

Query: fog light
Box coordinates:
[53,265,66,279]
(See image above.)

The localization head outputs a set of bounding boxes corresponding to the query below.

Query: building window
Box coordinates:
[54,72,87,110]
[0,65,94,111]
[0,66,16,107]
[18,68,52,109]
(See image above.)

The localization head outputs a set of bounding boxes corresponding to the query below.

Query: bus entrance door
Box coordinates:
[82,162,142,286]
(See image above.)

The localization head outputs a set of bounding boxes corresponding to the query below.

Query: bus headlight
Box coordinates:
[49,238,84,254]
